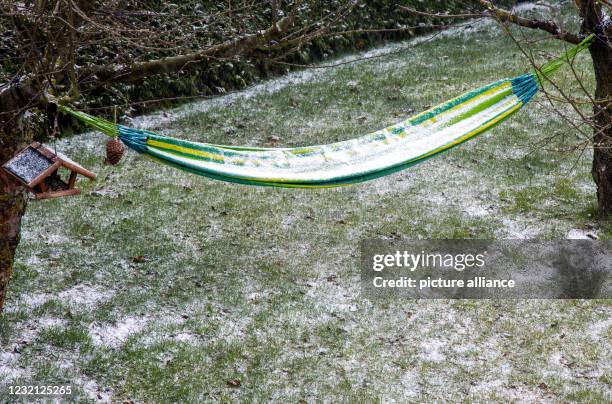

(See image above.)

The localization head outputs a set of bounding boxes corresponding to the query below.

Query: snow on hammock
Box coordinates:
[59,35,593,188]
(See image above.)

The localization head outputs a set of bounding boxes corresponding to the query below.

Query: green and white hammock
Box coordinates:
[59,36,593,188]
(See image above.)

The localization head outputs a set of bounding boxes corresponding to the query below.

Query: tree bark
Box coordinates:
[582,1,612,215]
[0,83,38,312]
[0,174,27,312]
[590,37,612,215]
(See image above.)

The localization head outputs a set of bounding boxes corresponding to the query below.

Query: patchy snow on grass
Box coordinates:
[75,375,113,403]
[498,218,540,239]
[5,4,607,401]
[0,363,28,383]
[513,2,555,14]
[44,233,72,244]
[17,285,113,311]
[566,228,597,240]
[399,369,420,398]
[419,338,446,363]
[215,312,252,344]
[434,16,499,41]
[58,285,114,309]
[128,311,203,347]
[173,332,198,343]
[586,317,612,341]
[18,292,52,309]
[0,317,67,383]
[38,317,65,329]
[464,203,494,217]
[89,316,148,348]
[305,275,361,317]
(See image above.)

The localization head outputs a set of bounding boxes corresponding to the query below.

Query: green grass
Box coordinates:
[1,5,611,403]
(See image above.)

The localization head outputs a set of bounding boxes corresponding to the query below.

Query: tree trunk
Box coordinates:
[589,27,612,216]
[0,83,38,312]
[0,175,27,312]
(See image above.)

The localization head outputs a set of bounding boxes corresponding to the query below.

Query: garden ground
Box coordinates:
[1,3,611,402]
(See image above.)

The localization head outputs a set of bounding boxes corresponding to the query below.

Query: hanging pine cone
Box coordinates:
[106,138,124,165]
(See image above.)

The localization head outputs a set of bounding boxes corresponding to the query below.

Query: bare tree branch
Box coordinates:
[83,16,295,83]
[400,1,582,44]
[0,15,295,112]
[477,0,581,43]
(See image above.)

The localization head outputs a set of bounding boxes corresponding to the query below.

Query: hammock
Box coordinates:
[59,36,593,188]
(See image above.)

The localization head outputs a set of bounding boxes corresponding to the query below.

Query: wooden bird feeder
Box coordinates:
[1,142,95,199]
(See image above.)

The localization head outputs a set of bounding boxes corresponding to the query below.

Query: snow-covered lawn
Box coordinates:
[1,5,610,402]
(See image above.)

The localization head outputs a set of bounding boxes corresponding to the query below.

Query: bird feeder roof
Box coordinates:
[2,142,95,187]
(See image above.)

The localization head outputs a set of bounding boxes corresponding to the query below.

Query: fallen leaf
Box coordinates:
[227,379,241,387]
[133,255,146,263]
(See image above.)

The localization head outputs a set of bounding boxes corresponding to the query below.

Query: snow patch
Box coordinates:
[470,378,505,395]
[174,332,197,343]
[75,375,112,403]
[512,2,553,13]
[216,315,251,343]
[0,317,65,383]
[464,204,492,217]
[19,292,52,308]
[0,363,28,383]
[19,285,112,311]
[89,317,148,348]
[58,285,114,309]
[566,229,597,240]
[587,317,612,340]
[499,218,539,239]
[399,370,420,398]
[26,255,43,266]
[38,317,65,329]
[419,339,446,363]
[45,233,71,244]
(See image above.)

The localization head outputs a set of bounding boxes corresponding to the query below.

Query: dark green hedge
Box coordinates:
[0,1,512,122]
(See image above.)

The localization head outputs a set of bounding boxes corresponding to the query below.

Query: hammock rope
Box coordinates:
[59,35,594,188]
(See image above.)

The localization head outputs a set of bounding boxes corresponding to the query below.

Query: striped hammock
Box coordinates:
[59,36,593,188]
